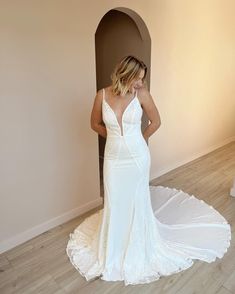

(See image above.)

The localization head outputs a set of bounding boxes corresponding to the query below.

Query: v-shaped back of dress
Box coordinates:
[102,88,143,138]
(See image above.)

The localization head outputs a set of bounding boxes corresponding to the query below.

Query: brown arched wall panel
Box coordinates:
[95,8,151,197]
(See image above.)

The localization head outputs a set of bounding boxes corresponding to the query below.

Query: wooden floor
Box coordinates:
[0,141,234,294]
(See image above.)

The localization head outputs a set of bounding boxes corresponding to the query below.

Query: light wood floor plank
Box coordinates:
[216,286,233,294]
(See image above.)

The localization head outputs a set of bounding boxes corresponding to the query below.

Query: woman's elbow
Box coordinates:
[157,116,161,127]
[153,120,161,130]
[91,120,101,132]
[90,120,97,131]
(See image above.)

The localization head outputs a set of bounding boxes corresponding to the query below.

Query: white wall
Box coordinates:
[0,0,234,253]
[148,0,235,178]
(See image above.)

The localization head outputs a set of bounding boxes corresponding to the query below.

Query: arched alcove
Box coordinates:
[95,7,151,198]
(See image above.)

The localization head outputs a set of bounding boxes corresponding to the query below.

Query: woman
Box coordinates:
[66,55,231,286]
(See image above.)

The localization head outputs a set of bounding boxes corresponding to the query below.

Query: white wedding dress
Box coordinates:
[66,88,231,286]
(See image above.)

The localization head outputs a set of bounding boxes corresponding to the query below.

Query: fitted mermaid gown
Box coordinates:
[66,88,231,286]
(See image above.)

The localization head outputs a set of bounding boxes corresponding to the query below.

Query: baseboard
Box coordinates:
[150,136,235,181]
[0,197,103,254]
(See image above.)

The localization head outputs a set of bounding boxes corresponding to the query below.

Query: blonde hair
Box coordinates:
[110,55,147,96]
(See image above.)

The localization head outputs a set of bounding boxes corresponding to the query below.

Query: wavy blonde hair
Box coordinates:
[110,55,147,96]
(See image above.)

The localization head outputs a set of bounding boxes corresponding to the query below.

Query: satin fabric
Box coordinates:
[66,88,231,285]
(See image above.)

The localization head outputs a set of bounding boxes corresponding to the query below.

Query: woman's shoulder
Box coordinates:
[99,85,112,96]
[103,85,112,91]
[137,85,149,95]
[137,86,150,103]
[96,86,111,96]
[95,86,113,104]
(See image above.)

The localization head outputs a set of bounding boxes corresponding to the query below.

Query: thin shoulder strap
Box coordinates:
[103,88,105,100]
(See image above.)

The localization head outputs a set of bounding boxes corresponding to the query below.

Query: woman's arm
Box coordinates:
[90,89,107,138]
[138,87,161,141]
